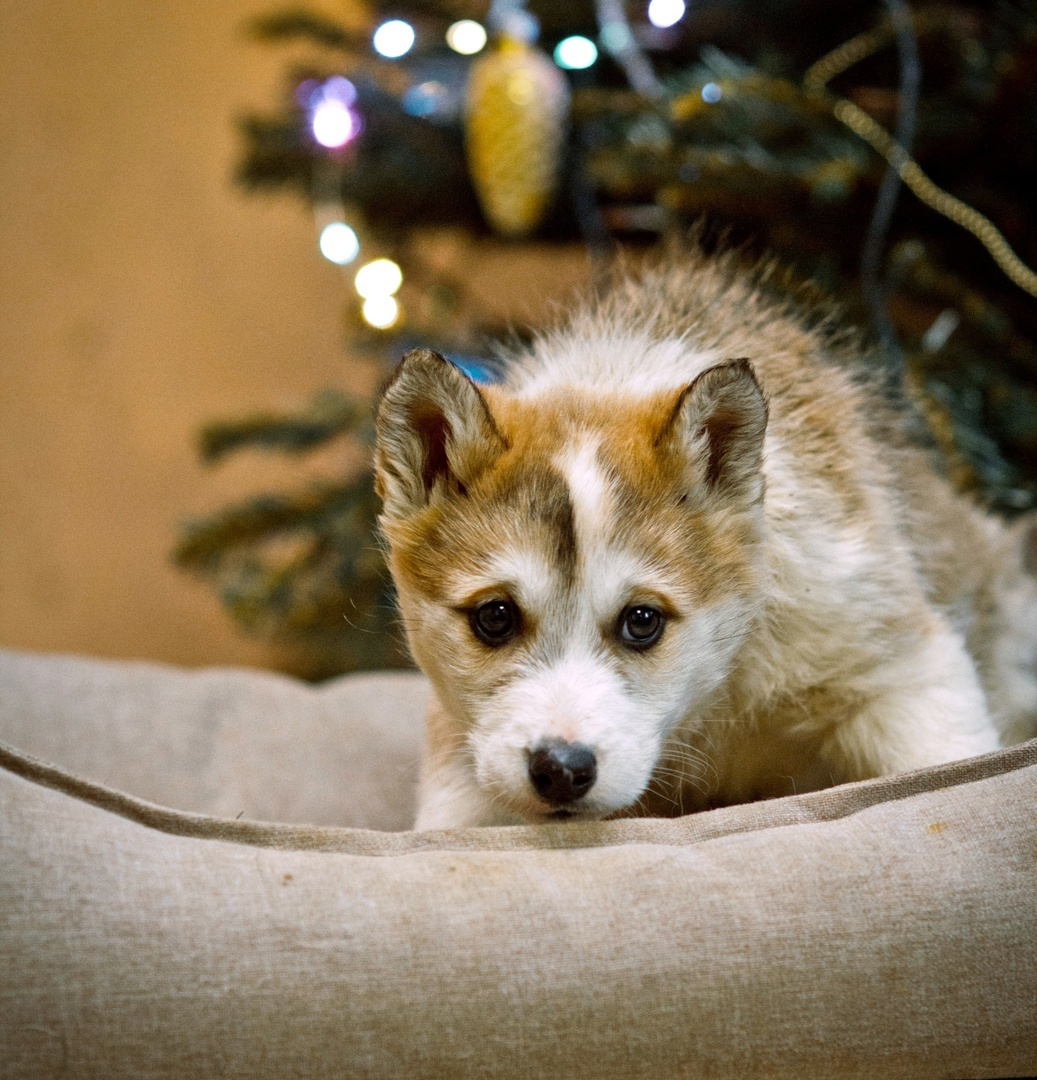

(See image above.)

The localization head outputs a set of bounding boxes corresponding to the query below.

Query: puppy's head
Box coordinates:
[375,348,767,821]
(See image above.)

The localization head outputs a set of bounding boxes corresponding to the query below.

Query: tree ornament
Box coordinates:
[465,34,569,237]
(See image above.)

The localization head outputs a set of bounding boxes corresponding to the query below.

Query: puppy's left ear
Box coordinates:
[658,358,768,506]
[375,348,507,520]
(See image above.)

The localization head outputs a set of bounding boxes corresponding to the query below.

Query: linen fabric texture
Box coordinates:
[1,647,1035,1079]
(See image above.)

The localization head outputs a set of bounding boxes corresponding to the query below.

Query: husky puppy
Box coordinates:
[375,251,1037,828]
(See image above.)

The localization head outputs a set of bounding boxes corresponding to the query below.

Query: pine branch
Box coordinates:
[173,479,378,569]
[198,390,371,463]
[247,10,357,50]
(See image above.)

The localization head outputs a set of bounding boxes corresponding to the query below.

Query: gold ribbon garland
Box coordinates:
[803,16,1037,300]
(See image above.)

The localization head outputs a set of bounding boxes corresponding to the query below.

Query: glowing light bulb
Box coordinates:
[311,99,356,148]
[362,294,400,328]
[647,0,686,29]
[554,36,598,70]
[446,20,487,55]
[318,223,360,265]
[321,76,356,106]
[373,19,415,58]
[354,258,403,299]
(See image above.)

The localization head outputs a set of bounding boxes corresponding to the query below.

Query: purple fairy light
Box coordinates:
[306,77,360,149]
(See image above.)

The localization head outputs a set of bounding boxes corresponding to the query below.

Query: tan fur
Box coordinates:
[375,251,1037,828]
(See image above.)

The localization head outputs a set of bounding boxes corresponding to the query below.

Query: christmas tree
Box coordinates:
[174,0,1037,678]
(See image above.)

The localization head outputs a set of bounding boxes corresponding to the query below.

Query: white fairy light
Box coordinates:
[373,19,415,58]
[321,76,356,106]
[446,20,487,55]
[318,223,360,265]
[311,99,356,148]
[647,0,686,29]
[362,294,400,328]
[554,35,598,70]
[354,258,403,299]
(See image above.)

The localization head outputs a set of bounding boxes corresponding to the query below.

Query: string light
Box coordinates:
[554,36,598,70]
[446,20,487,55]
[320,76,356,105]
[312,100,355,147]
[362,295,400,329]
[373,19,415,58]
[354,258,403,299]
[354,258,403,328]
[308,78,360,149]
[647,0,685,29]
[318,223,360,265]
[701,81,722,104]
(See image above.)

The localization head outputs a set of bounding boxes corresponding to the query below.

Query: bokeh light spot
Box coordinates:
[373,20,415,58]
[554,36,598,70]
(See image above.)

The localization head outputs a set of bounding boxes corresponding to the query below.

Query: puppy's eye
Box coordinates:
[470,600,520,646]
[618,605,665,649]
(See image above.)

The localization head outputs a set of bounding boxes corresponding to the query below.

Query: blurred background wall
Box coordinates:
[0,0,368,670]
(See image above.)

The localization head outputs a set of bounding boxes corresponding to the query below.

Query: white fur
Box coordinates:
[472,650,660,820]
[513,333,718,398]
[473,547,559,615]
[555,438,610,538]
[379,257,1037,828]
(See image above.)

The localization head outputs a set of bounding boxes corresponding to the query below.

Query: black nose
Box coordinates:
[528,740,597,805]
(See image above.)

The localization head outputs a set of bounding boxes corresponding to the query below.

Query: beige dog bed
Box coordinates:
[1,646,1035,1079]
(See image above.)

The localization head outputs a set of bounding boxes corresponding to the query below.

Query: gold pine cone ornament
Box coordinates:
[465,36,570,237]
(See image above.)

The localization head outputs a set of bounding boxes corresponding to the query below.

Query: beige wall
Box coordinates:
[0,1,591,674]
[0,0,380,672]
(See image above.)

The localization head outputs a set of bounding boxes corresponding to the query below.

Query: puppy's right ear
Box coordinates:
[375,348,508,520]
